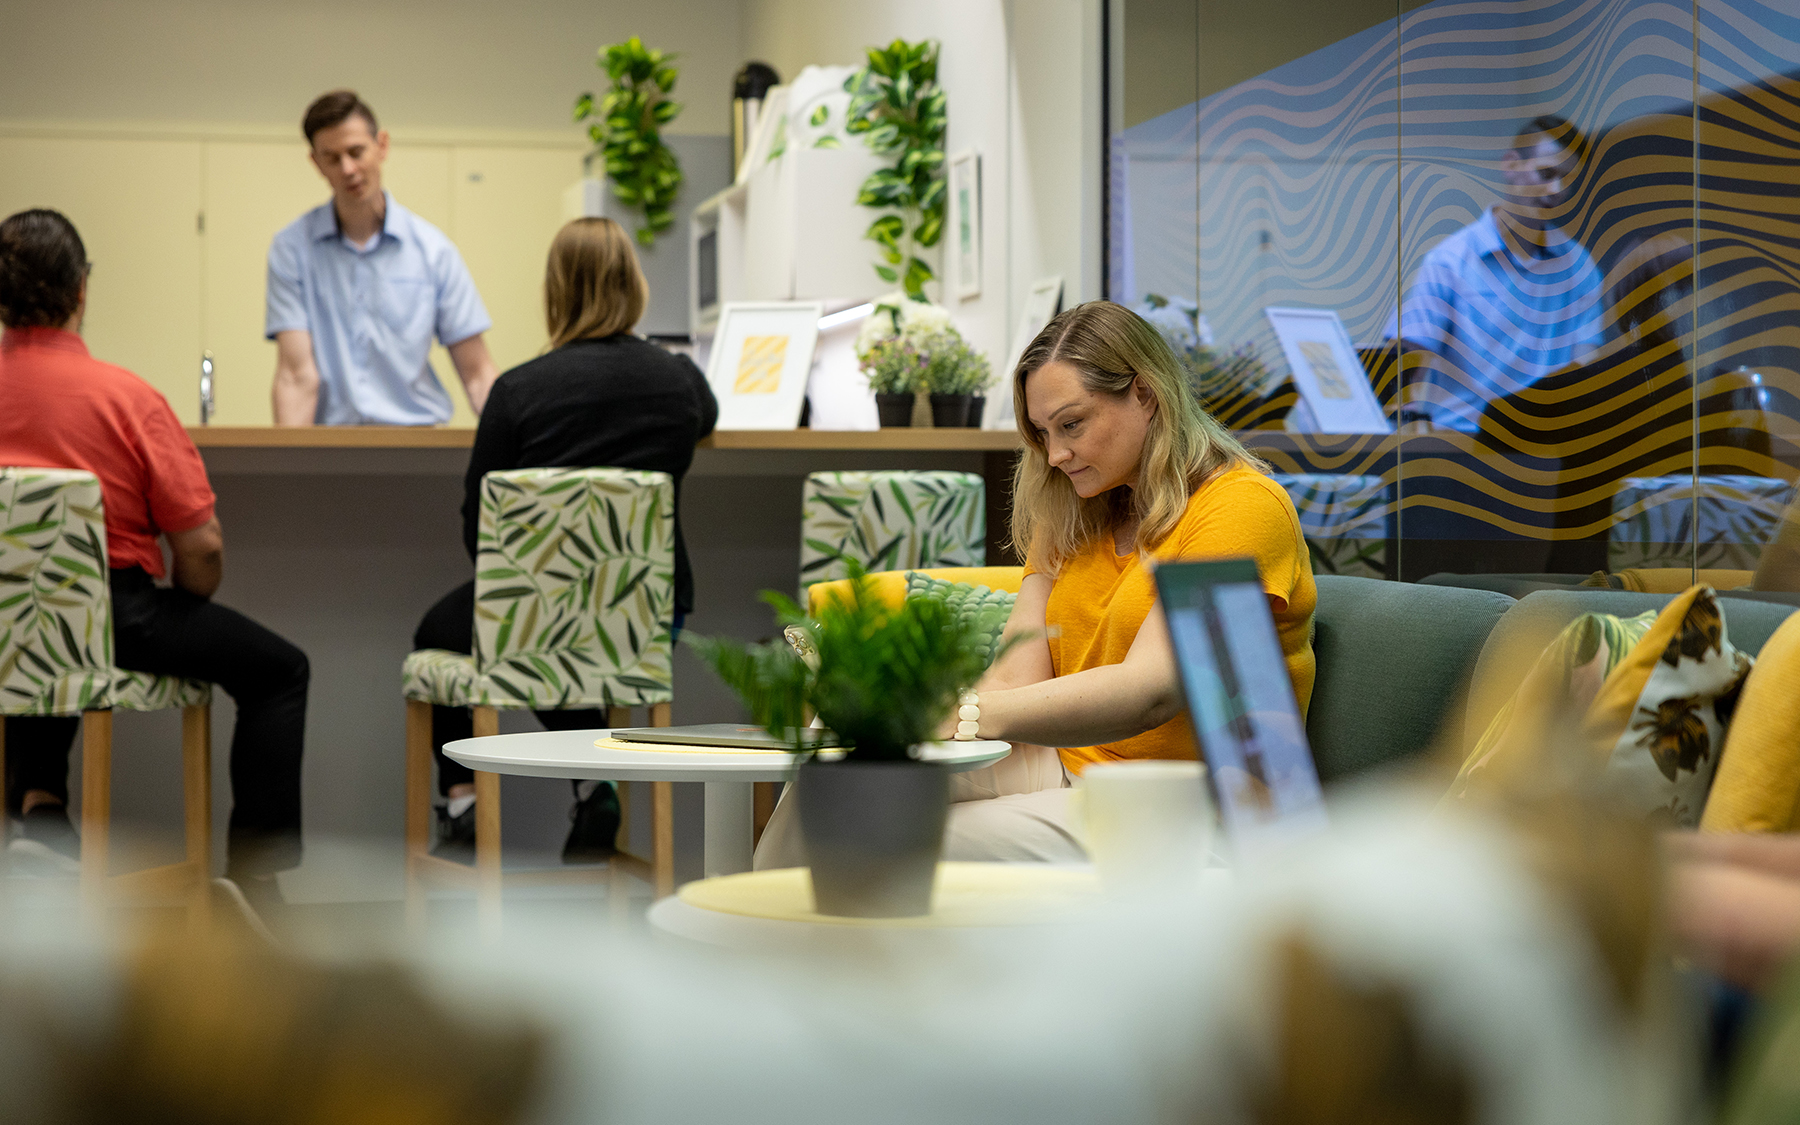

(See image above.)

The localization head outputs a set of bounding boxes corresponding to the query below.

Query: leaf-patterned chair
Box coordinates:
[401,468,678,925]
[799,470,987,594]
[0,468,213,921]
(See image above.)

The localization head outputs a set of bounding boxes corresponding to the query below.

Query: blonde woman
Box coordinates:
[413,218,717,860]
[932,301,1316,858]
[754,300,1316,867]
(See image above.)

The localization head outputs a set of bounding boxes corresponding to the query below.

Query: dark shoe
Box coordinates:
[8,804,81,876]
[433,801,476,863]
[563,781,620,863]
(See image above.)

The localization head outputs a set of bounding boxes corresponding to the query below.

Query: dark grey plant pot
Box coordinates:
[929,393,974,428]
[967,396,986,429]
[875,392,915,427]
[797,758,949,917]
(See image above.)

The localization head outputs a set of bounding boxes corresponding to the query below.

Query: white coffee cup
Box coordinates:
[1078,760,1214,894]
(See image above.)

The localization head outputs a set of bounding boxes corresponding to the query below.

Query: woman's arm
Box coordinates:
[975,573,1055,692]
[965,599,1182,747]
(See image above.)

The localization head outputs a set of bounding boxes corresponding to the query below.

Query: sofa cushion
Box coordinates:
[1453,587,1752,828]
[1306,575,1515,783]
[904,571,1017,667]
[1703,610,1800,833]
[1465,590,1797,753]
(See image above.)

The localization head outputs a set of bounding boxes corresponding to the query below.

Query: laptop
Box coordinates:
[609,723,841,751]
[1154,558,1328,847]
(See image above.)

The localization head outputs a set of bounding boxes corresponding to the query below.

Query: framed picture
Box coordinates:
[986,276,1063,429]
[705,301,825,429]
[1262,306,1391,434]
[948,149,982,301]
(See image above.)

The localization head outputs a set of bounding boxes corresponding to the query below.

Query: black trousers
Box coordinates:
[414,581,681,796]
[3,567,309,876]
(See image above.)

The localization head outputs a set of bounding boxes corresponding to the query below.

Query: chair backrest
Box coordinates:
[800,471,986,591]
[0,467,114,716]
[1306,575,1515,783]
[1464,588,1799,754]
[473,468,675,708]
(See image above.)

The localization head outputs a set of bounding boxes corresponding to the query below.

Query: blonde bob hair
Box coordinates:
[543,217,649,349]
[1010,300,1263,574]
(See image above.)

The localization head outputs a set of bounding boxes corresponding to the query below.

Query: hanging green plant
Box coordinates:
[573,37,684,246]
[844,39,948,300]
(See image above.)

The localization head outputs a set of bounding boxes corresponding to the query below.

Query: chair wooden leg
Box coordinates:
[651,780,674,897]
[0,716,8,872]
[472,706,500,938]
[181,704,212,932]
[80,711,113,911]
[404,700,433,931]
[650,702,672,727]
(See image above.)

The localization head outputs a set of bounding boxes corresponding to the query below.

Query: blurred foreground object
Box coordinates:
[46,932,544,1125]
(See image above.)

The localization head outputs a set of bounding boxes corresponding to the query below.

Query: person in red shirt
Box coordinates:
[0,210,308,900]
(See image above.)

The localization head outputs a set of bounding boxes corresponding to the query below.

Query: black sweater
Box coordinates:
[460,334,719,615]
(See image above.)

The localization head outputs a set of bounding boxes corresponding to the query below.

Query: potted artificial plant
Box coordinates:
[921,327,994,428]
[693,565,996,916]
[860,331,926,427]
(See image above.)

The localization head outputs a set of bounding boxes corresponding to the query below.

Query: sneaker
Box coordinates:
[9,804,82,876]
[432,800,476,863]
[563,780,620,864]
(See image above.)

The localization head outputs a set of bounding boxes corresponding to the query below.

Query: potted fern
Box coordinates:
[692,565,996,916]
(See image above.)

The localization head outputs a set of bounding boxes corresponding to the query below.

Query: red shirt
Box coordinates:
[0,327,215,578]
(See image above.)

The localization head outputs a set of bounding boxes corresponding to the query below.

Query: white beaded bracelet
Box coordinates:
[953,690,980,740]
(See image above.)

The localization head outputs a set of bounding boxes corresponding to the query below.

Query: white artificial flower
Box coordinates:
[855,292,955,357]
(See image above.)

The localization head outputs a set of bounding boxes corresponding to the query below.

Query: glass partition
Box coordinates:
[1115,0,1800,590]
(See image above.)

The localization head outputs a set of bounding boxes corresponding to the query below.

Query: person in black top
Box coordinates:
[413,216,717,860]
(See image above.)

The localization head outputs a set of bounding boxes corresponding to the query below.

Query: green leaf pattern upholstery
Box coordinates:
[801,471,986,591]
[402,468,677,709]
[0,468,209,716]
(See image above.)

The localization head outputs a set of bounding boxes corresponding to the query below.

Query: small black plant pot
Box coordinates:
[796,757,949,917]
[967,396,986,429]
[929,393,974,428]
[875,392,915,427]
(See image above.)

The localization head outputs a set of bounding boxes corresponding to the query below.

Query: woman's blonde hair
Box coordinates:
[543,217,649,349]
[1009,300,1263,573]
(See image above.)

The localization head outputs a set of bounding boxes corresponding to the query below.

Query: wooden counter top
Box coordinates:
[187,426,1022,452]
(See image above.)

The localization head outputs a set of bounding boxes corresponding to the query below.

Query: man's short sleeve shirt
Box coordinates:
[265,191,491,425]
[1383,209,1603,431]
[0,327,214,579]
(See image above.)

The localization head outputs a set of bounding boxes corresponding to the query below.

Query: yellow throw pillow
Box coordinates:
[1700,611,1800,833]
[1452,587,1753,828]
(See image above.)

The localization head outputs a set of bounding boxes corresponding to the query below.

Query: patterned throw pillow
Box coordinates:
[1450,586,1753,828]
[904,571,1017,668]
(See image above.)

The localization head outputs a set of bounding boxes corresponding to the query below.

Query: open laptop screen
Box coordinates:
[1155,558,1327,845]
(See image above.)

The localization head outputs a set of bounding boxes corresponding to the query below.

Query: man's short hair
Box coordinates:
[1515,114,1589,164]
[303,90,379,146]
[0,209,88,329]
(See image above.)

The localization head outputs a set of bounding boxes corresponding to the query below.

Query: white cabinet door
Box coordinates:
[0,136,203,421]
[200,140,456,425]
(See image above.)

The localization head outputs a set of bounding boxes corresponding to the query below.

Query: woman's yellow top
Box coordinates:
[1024,466,1317,775]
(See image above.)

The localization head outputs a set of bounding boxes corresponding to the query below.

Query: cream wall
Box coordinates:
[0,0,742,136]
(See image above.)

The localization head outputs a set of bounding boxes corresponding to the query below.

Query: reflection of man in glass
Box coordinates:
[1387,116,1604,431]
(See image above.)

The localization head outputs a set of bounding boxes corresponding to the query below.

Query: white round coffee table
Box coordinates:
[443,731,1012,880]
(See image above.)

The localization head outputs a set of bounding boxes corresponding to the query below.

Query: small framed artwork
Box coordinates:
[1262,306,1391,434]
[986,276,1064,429]
[705,301,826,429]
[948,149,982,301]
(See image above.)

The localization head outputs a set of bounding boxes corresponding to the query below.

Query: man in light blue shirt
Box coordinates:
[1386,116,1604,431]
[267,90,498,426]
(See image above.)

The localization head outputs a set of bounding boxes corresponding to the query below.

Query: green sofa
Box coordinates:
[1307,576,1800,784]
